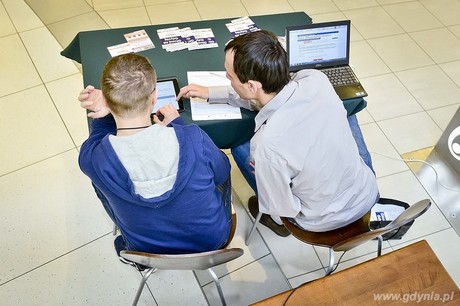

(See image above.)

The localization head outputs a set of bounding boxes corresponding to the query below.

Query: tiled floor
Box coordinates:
[1,0,459,305]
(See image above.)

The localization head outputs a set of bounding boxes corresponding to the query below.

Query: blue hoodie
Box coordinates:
[79,114,231,254]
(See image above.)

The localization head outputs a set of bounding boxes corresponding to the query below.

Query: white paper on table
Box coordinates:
[226,16,260,37]
[370,204,405,222]
[107,42,133,57]
[187,71,242,121]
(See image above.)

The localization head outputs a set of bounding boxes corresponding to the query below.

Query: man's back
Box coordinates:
[252,69,379,232]
[79,115,232,254]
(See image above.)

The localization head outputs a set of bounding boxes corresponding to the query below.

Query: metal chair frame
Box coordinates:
[121,248,244,306]
[246,199,431,275]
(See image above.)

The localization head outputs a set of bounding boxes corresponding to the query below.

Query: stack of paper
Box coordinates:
[157,27,218,52]
[226,17,260,38]
[187,71,242,121]
[107,29,155,57]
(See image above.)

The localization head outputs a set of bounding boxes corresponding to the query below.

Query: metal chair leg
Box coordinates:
[113,223,118,236]
[377,235,383,256]
[325,248,336,276]
[208,268,226,306]
[245,211,262,246]
[132,268,156,306]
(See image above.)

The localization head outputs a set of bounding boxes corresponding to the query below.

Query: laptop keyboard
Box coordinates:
[322,67,359,87]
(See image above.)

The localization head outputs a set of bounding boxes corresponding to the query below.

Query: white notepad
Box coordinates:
[187,71,242,121]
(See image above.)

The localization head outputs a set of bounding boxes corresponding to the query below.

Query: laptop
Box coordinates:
[286,20,367,100]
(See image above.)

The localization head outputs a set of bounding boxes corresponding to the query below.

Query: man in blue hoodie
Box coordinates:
[78,54,233,255]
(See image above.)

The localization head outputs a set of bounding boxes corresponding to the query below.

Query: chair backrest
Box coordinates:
[333,199,431,252]
[120,248,244,271]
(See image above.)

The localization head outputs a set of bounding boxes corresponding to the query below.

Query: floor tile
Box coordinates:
[2,0,43,32]
[450,25,460,39]
[287,0,339,15]
[350,40,391,78]
[0,150,112,283]
[419,0,460,26]
[376,0,413,4]
[428,104,460,131]
[0,234,155,305]
[24,0,93,24]
[45,73,89,147]
[367,34,434,71]
[383,1,443,32]
[147,270,207,305]
[332,0,379,11]
[99,6,151,28]
[439,60,460,87]
[144,0,190,4]
[203,254,291,306]
[261,230,323,279]
[310,11,347,23]
[343,6,404,39]
[360,122,410,178]
[19,26,79,83]
[241,0,294,16]
[193,0,249,20]
[146,2,201,25]
[361,74,423,121]
[287,268,325,288]
[377,112,443,154]
[0,3,16,37]
[0,34,42,97]
[410,28,460,64]
[92,0,144,11]
[47,12,109,50]
[356,108,374,124]
[0,86,75,175]
[396,65,460,110]
[377,171,451,241]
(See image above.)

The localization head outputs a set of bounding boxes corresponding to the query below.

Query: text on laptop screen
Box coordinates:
[288,23,349,70]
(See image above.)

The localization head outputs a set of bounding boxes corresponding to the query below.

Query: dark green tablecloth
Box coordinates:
[62,12,366,148]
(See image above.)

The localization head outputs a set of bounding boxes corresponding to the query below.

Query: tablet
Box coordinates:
[153,77,185,113]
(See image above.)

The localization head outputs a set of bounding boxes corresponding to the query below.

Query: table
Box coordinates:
[62,12,367,149]
[251,240,459,305]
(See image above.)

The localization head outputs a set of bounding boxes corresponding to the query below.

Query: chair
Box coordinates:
[280,199,431,275]
[119,208,243,306]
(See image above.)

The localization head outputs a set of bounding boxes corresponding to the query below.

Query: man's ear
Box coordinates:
[247,80,262,93]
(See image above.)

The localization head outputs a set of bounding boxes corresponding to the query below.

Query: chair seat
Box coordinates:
[280,210,371,248]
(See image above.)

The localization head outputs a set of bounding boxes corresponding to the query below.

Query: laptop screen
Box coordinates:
[286,20,351,71]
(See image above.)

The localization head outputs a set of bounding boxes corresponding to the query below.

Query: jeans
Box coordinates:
[231,114,375,195]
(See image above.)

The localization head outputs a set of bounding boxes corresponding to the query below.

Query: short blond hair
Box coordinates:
[101,54,156,118]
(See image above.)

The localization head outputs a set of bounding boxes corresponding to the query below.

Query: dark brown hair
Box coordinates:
[225,30,290,94]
